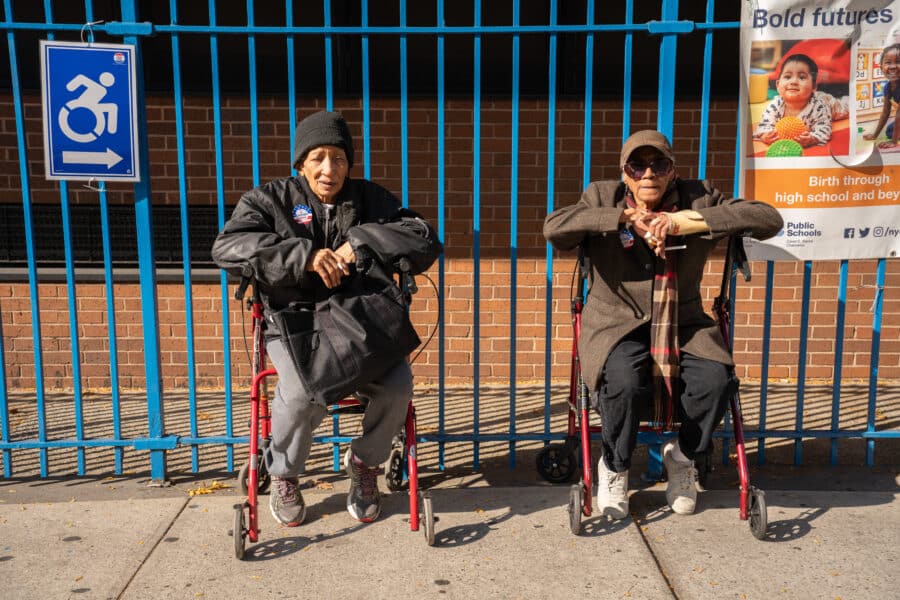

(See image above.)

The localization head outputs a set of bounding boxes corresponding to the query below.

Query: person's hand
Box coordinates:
[647,212,673,240]
[756,130,778,144]
[334,241,356,264]
[795,132,818,148]
[632,210,667,258]
[623,207,651,237]
[863,132,876,141]
[306,248,351,288]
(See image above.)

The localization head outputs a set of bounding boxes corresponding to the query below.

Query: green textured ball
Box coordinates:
[765,139,804,158]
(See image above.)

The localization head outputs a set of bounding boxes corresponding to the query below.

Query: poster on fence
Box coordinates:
[739,0,900,260]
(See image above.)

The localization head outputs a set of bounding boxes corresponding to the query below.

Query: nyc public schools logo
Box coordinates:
[778,222,822,247]
[784,222,821,237]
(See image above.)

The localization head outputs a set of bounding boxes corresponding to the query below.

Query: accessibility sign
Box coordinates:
[40,40,140,182]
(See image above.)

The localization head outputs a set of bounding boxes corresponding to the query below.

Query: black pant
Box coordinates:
[594,325,738,473]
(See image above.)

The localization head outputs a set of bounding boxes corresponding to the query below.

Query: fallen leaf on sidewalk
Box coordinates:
[187,480,231,497]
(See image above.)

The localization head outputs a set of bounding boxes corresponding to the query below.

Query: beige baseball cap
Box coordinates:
[620,130,675,167]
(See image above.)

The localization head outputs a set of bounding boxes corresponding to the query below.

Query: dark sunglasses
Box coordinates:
[623,157,674,179]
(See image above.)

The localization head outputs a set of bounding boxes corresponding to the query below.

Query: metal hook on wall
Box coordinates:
[80,20,105,46]
[83,177,103,192]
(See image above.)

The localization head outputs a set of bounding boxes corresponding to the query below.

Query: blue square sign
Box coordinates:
[40,40,141,182]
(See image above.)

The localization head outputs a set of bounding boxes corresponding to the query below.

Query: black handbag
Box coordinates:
[269,275,420,405]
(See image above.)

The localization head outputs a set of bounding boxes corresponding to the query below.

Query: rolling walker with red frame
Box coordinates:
[536,238,768,538]
[230,262,436,559]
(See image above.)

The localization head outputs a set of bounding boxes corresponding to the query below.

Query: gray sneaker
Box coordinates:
[344,449,382,523]
[269,476,306,527]
[596,455,629,520]
[663,440,698,515]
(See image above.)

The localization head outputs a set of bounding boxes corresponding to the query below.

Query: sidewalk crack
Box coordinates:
[632,518,679,599]
[114,496,191,600]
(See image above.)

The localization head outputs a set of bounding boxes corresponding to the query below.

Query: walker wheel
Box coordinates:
[385,447,405,492]
[568,484,583,535]
[536,443,577,484]
[420,492,436,546]
[233,505,246,560]
[749,486,768,540]
[237,454,271,495]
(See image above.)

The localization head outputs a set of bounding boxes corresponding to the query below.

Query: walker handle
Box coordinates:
[234,265,253,301]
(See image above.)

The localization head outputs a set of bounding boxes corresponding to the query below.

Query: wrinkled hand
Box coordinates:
[334,241,356,264]
[623,207,651,237]
[637,211,672,258]
[626,208,668,258]
[306,247,352,288]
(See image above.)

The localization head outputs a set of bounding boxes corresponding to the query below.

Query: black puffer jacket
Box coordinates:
[212,175,442,334]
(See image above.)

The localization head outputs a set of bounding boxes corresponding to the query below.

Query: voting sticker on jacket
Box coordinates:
[619,226,634,249]
[292,204,313,226]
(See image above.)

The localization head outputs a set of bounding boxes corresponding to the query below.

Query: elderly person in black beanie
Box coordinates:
[212,110,441,526]
[544,130,782,520]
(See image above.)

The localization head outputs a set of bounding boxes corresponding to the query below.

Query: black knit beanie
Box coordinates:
[292,110,355,168]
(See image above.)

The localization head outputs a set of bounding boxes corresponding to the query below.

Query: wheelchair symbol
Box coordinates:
[57,72,119,143]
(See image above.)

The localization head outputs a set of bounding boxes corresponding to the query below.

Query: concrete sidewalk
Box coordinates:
[1,459,897,600]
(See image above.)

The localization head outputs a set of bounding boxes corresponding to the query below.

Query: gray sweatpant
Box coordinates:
[264,337,413,477]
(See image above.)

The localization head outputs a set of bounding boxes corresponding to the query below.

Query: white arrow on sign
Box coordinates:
[62,148,123,169]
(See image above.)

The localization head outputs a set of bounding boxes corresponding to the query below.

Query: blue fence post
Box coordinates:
[542,0,558,454]
[472,0,483,470]
[758,262,774,465]
[169,0,199,472]
[508,0,521,470]
[209,0,235,474]
[5,0,49,477]
[0,292,8,476]
[644,0,682,482]
[436,0,448,471]
[831,260,849,465]
[866,259,886,465]
[120,0,168,484]
[795,261,813,465]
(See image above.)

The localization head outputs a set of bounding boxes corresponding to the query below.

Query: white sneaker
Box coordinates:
[596,456,629,520]
[663,440,698,515]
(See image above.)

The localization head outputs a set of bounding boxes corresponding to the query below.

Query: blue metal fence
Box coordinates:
[1,0,896,483]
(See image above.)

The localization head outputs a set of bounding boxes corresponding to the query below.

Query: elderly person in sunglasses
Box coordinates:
[543,130,782,519]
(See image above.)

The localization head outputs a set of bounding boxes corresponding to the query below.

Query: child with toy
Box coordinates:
[753,53,833,148]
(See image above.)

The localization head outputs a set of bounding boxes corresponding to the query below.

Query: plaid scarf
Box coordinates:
[626,191,680,429]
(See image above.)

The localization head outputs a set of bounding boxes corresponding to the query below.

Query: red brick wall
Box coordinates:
[2,92,898,390]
